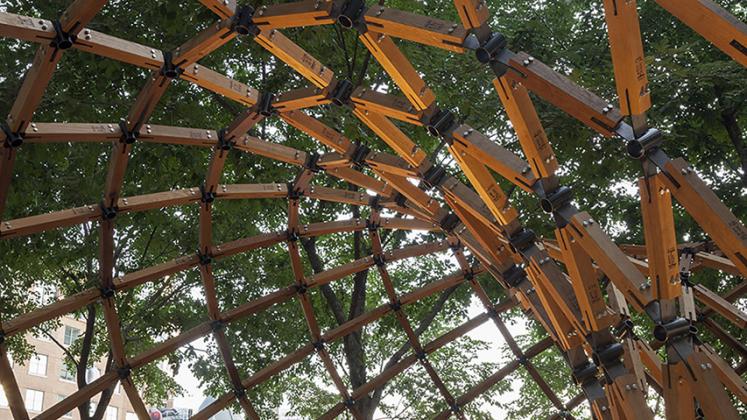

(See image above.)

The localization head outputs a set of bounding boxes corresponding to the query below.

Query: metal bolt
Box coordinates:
[523,59,530,66]
[521,166,531,174]
[528,56,534,62]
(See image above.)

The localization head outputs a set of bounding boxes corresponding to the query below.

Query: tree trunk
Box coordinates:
[720,109,747,189]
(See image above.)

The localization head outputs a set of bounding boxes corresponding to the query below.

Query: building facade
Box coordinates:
[0,311,138,420]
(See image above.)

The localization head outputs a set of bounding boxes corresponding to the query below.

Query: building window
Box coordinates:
[59,364,75,382]
[126,412,137,420]
[63,326,80,347]
[57,395,73,418]
[28,354,47,377]
[86,366,101,383]
[0,388,8,407]
[106,406,118,420]
[24,389,44,412]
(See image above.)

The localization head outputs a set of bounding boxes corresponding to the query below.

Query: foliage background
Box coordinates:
[0,0,745,418]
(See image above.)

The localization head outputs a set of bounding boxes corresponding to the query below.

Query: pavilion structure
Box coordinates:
[0,0,745,418]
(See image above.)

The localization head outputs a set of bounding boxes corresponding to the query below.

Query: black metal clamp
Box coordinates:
[330,79,354,106]
[509,228,536,253]
[217,128,234,151]
[540,186,573,214]
[116,365,132,380]
[258,91,276,117]
[304,152,321,173]
[118,120,139,145]
[373,254,386,267]
[614,318,637,340]
[368,195,382,211]
[475,31,510,76]
[100,202,118,220]
[51,20,76,51]
[232,6,259,36]
[653,317,693,343]
[626,128,663,159]
[501,265,526,287]
[198,250,213,266]
[295,283,308,294]
[592,343,624,369]
[439,213,460,233]
[336,0,366,30]
[100,286,116,299]
[366,219,380,232]
[160,51,184,79]
[349,143,370,168]
[571,361,598,386]
[287,182,303,200]
[210,320,226,332]
[200,184,216,204]
[313,339,325,351]
[393,192,407,208]
[389,300,402,312]
[426,109,456,138]
[234,387,247,398]
[422,165,447,190]
[486,307,498,319]
[1,124,23,148]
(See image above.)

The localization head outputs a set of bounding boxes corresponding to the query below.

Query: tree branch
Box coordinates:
[370,284,460,405]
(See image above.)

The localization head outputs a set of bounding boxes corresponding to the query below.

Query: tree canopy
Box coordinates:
[0,0,745,419]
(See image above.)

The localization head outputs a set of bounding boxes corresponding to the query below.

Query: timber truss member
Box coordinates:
[0,0,745,418]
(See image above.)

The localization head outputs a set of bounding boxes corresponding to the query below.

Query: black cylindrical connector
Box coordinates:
[331,80,353,106]
[592,343,624,367]
[426,109,455,137]
[626,128,663,159]
[653,317,691,342]
[259,92,275,116]
[476,33,507,63]
[233,6,256,36]
[338,0,365,29]
[540,186,573,213]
